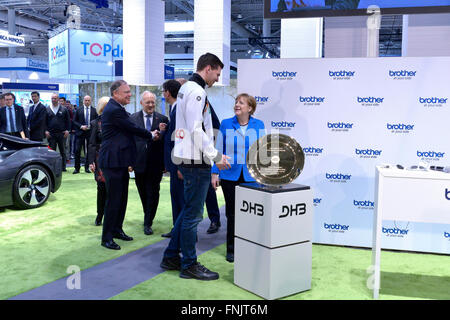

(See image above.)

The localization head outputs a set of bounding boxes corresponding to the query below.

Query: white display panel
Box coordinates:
[237,56,450,254]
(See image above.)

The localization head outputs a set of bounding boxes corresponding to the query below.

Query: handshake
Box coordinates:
[151,122,167,141]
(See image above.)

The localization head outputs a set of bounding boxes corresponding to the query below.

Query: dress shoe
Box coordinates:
[144,226,153,235]
[206,222,220,234]
[160,256,181,271]
[179,262,219,281]
[62,168,67,172]
[73,170,80,174]
[101,240,121,250]
[95,217,102,226]
[85,169,91,173]
[113,232,133,241]
[161,231,172,238]
[226,252,234,263]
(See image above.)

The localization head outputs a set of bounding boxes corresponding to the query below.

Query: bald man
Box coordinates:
[46,93,71,171]
[73,95,98,174]
[130,91,169,235]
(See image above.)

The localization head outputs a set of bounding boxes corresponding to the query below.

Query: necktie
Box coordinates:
[145,114,152,132]
[8,107,16,132]
[85,107,90,125]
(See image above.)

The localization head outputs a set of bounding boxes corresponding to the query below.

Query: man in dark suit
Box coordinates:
[98,80,154,250]
[162,79,183,238]
[0,93,28,138]
[130,91,168,235]
[46,93,71,172]
[72,95,98,174]
[27,91,48,142]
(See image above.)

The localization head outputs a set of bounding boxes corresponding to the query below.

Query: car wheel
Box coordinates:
[13,164,52,209]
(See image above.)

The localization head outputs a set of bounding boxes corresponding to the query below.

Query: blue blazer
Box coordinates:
[98,98,153,169]
[212,115,266,182]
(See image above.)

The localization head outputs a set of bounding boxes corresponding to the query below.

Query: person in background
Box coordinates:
[46,93,70,172]
[130,91,168,235]
[88,96,110,226]
[28,91,48,142]
[162,79,183,238]
[0,93,28,139]
[0,94,6,108]
[73,95,98,174]
[211,93,266,263]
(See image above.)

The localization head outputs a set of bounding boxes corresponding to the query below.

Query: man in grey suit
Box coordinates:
[130,91,168,235]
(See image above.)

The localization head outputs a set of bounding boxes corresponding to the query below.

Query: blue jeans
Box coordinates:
[163,167,211,270]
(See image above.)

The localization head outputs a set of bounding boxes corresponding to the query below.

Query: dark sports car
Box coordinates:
[0,133,62,209]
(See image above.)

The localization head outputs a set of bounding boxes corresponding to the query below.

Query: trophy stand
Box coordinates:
[233,182,313,300]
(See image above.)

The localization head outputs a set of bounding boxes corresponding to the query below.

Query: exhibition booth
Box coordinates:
[1,0,450,305]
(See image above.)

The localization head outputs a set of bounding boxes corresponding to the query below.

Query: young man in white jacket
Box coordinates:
[161,53,230,280]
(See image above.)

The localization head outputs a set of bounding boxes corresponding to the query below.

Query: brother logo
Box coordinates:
[445,189,450,200]
[279,203,306,218]
[387,123,414,131]
[271,121,296,128]
[329,70,355,77]
[326,173,351,181]
[303,147,323,154]
[299,96,325,103]
[389,70,417,77]
[357,97,384,104]
[327,122,354,129]
[272,71,297,79]
[382,227,409,235]
[313,198,322,205]
[240,200,264,216]
[417,151,445,158]
[355,148,382,156]
[255,96,269,103]
[419,97,448,104]
[353,200,374,207]
[444,232,450,238]
[324,223,349,231]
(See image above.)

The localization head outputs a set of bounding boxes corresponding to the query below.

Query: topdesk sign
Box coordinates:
[49,30,122,78]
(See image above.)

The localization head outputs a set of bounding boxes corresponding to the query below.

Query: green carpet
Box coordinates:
[1,167,449,300]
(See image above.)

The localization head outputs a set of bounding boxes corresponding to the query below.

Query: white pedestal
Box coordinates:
[234,183,314,300]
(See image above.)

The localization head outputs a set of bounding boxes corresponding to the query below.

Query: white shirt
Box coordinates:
[173,80,218,163]
[51,105,59,115]
[142,110,153,130]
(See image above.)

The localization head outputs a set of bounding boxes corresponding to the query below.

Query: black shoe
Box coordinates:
[113,232,133,241]
[62,168,67,172]
[73,170,80,174]
[101,240,121,250]
[160,256,181,271]
[179,262,219,281]
[95,217,102,226]
[161,231,172,238]
[144,226,153,235]
[85,169,91,173]
[207,222,220,234]
[226,252,234,263]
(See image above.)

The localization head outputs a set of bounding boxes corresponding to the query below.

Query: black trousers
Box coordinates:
[48,132,66,170]
[101,167,129,242]
[74,133,90,171]
[220,172,246,254]
[96,181,106,221]
[135,169,163,227]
